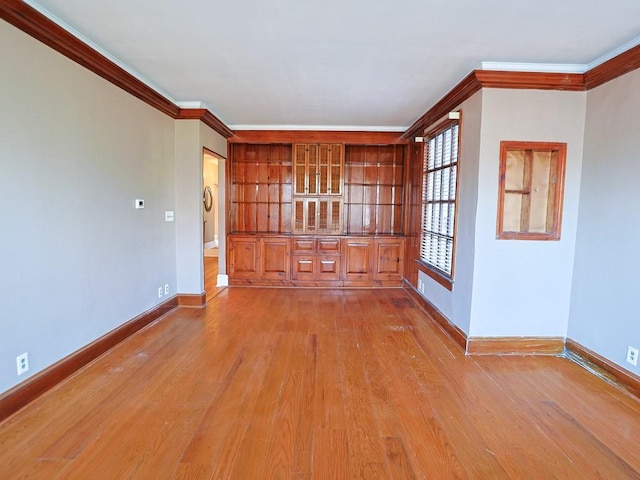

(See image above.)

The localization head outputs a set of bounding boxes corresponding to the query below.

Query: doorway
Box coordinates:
[203,148,224,301]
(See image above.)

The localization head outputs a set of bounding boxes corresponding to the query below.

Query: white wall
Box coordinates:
[469,89,586,337]
[0,21,177,393]
[201,123,227,276]
[568,68,640,375]
[175,121,227,294]
[418,91,482,334]
[203,157,218,245]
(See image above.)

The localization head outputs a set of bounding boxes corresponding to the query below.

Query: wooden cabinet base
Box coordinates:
[228,234,404,288]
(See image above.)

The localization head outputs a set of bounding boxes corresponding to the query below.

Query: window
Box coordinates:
[497,141,566,240]
[419,117,460,287]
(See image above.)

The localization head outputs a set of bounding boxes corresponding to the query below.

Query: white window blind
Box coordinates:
[420,121,459,277]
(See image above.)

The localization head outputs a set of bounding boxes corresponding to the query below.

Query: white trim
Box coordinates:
[228,124,408,132]
[216,274,229,287]
[204,241,218,249]
[481,62,588,74]
[176,101,206,109]
[586,35,640,70]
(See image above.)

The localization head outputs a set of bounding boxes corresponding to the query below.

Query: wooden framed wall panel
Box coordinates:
[402,142,424,288]
[344,145,404,236]
[229,143,293,234]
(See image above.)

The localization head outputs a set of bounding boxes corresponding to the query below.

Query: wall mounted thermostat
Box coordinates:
[135,199,145,209]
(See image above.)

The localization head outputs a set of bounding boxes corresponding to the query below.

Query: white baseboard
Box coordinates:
[204,241,218,249]
[217,274,229,287]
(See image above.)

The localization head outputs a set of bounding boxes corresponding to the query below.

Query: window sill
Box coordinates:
[416,260,453,291]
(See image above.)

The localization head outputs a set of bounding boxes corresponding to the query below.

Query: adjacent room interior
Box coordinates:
[1,0,640,477]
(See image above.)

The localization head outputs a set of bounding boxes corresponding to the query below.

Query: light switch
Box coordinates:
[135,199,145,209]
[165,211,175,222]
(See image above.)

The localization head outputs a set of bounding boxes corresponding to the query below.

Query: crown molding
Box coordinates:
[474,70,585,90]
[0,0,233,138]
[229,130,408,144]
[481,62,588,74]
[403,72,481,139]
[586,35,640,71]
[406,41,640,138]
[584,43,640,89]
[0,0,180,117]
[176,109,234,138]
[176,101,205,109]
[229,124,408,132]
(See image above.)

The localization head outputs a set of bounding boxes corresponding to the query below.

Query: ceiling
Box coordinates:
[25,0,640,131]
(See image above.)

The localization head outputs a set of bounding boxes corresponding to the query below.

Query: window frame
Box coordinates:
[496,141,567,241]
[417,114,461,291]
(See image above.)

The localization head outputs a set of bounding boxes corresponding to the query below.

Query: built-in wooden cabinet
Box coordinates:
[292,237,341,284]
[228,236,260,280]
[228,138,407,288]
[342,237,373,285]
[293,144,343,196]
[292,197,342,235]
[373,237,404,282]
[229,234,404,287]
[228,235,290,284]
[344,145,404,235]
[261,237,290,280]
[229,144,292,234]
[292,143,344,234]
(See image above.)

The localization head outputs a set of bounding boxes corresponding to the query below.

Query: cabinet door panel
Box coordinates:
[262,238,290,280]
[294,144,307,195]
[342,238,372,281]
[374,238,404,281]
[229,237,260,279]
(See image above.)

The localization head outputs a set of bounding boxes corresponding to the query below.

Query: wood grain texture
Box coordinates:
[584,43,640,90]
[404,71,481,139]
[177,293,207,307]
[403,282,467,351]
[475,70,585,91]
[467,336,566,355]
[229,130,407,144]
[0,295,178,423]
[1,288,639,479]
[566,338,640,399]
[175,108,234,138]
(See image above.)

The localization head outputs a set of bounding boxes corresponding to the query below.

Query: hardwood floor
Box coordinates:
[1,288,639,479]
[204,256,224,303]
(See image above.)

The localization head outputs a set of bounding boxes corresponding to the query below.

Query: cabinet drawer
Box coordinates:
[292,256,316,281]
[317,256,341,281]
[317,237,341,254]
[293,238,315,253]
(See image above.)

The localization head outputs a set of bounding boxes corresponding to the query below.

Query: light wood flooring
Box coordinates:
[204,256,225,303]
[1,288,639,479]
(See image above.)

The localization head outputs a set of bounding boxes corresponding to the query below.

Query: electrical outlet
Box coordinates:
[16,352,29,375]
[627,346,639,367]
[158,286,163,298]
[164,284,169,295]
